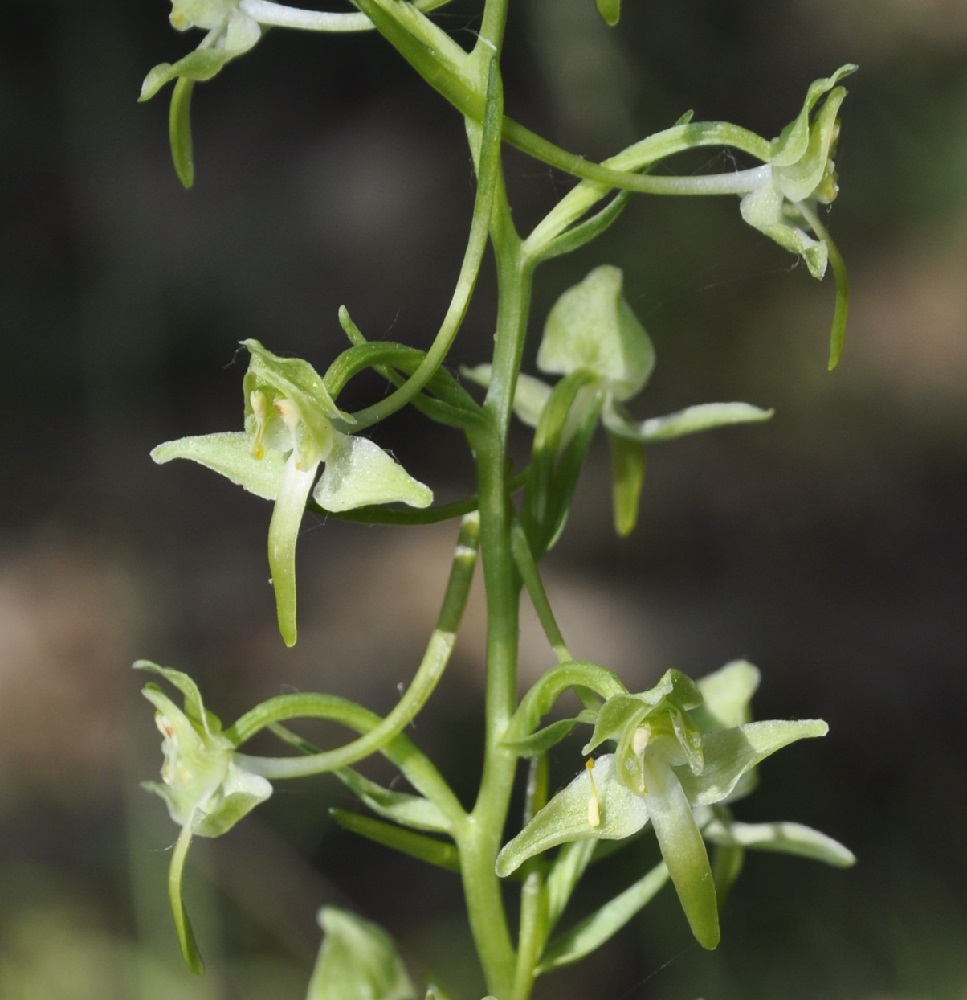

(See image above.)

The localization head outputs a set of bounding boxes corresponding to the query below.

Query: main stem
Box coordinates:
[457,174,534,998]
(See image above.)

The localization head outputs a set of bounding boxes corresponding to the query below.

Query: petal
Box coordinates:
[192,759,273,837]
[313,433,432,512]
[740,184,829,278]
[538,266,655,400]
[496,755,649,877]
[770,65,856,168]
[773,84,847,204]
[267,454,319,646]
[693,660,760,731]
[641,756,719,949]
[680,719,828,806]
[139,47,234,102]
[170,0,238,31]
[151,431,286,500]
[223,12,261,54]
[168,822,204,972]
[703,818,855,867]
[135,661,215,733]
[603,400,774,442]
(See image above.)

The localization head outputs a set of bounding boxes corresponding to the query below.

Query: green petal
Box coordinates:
[604,399,774,442]
[538,265,655,400]
[313,433,432,512]
[641,757,719,949]
[496,755,649,877]
[168,823,204,973]
[134,661,214,732]
[693,660,760,731]
[191,759,272,837]
[703,818,855,867]
[681,719,828,806]
[151,431,286,501]
[243,340,342,470]
[267,455,319,646]
[739,183,829,278]
[139,48,234,102]
[770,65,856,168]
[773,85,848,204]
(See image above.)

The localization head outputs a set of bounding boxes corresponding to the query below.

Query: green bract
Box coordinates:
[137,660,272,971]
[738,64,855,279]
[496,662,845,951]
[151,340,432,646]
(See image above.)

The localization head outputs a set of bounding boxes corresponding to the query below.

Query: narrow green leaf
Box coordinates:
[335,768,453,834]
[501,718,580,757]
[330,809,461,872]
[537,862,669,973]
[545,839,597,932]
[526,192,629,265]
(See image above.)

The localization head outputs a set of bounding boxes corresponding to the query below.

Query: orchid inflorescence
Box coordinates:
[137,0,856,996]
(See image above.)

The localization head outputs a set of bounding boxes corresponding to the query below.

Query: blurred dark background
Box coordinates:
[2,1,966,997]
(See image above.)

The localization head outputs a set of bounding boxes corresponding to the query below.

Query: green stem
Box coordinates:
[798,200,850,370]
[453,114,531,996]
[231,692,466,826]
[511,520,571,663]
[229,513,478,804]
[346,57,503,432]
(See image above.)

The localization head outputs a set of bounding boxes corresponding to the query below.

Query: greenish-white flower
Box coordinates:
[738,64,855,279]
[465,266,771,535]
[496,662,850,950]
[152,340,432,646]
[137,661,272,971]
[140,0,261,105]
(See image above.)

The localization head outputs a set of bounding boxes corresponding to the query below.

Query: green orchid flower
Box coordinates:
[465,265,772,535]
[496,661,850,950]
[737,65,855,280]
[141,0,262,101]
[137,660,272,971]
[152,339,432,646]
